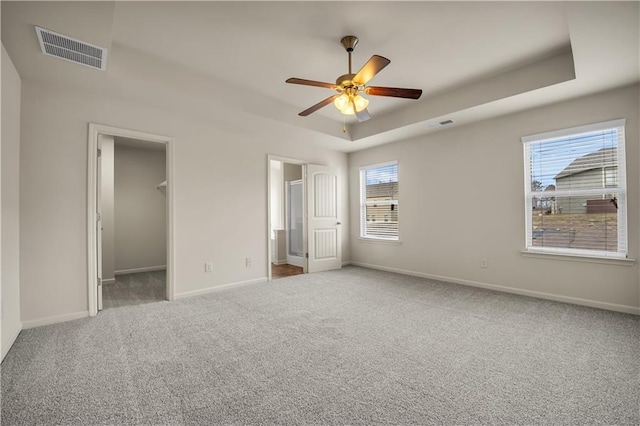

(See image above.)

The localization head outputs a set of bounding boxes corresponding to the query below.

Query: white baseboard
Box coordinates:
[342,261,352,267]
[102,278,116,284]
[350,261,640,315]
[175,277,267,299]
[1,323,23,362]
[272,260,288,266]
[115,265,166,275]
[22,311,89,329]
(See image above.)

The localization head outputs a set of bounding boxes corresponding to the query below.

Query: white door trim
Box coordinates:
[87,123,176,316]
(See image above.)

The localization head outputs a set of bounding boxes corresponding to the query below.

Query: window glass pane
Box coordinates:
[361,162,398,240]
[365,164,398,201]
[529,129,618,193]
[524,121,626,257]
[530,195,618,252]
[365,203,398,238]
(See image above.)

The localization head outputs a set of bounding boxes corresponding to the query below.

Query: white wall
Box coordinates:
[269,160,283,233]
[99,135,115,281]
[114,143,166,273]
[18,81,349,324]
[1,44,22,359]
[269,160,283,264]
[349,84,640,313]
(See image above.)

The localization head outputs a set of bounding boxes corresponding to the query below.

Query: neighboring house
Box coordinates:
[554,147,617,214]
[365,182,398,232]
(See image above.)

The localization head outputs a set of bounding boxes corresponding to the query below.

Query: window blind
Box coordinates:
[360,161,399,240]
[522,119,627,258]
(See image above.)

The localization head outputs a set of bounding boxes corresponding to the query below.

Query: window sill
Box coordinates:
[358,237,402,245]
[520,250,636,266]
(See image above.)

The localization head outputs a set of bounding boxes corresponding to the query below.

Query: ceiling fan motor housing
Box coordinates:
[336,73,358,89]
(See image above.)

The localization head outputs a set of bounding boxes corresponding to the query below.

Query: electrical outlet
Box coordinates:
[480,258,488,268]
[204,262,213,273]
[245,258,251,267]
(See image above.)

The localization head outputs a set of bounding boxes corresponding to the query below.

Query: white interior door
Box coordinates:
[96,137,104,311]
[306,164,341,273]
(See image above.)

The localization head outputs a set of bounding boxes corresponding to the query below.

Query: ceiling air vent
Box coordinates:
[35,26,107,71]
[426,119,455,128]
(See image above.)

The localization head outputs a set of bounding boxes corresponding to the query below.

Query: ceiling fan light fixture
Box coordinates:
[354,94,369,111]
[334,93,369,115]
[333,93,350,112]
[286,35,421,122]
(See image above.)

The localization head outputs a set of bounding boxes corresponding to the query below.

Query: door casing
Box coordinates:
[87,123,175,316]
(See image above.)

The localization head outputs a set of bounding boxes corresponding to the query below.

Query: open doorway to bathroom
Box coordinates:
[269,158,305,280]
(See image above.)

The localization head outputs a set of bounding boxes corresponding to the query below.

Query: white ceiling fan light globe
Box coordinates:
[342,103,355,115]
[333,93,350,112]
[353,94,369,112]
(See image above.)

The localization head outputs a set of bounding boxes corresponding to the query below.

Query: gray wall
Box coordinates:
[349,84,639,313]
[1,44,22,359]
[114,143,166,273]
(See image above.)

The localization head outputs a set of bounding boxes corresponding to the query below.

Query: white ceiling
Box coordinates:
[2,1,638,153]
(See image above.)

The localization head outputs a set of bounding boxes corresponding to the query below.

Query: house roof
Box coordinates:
[555,147,617,179]
[1,2,638,152]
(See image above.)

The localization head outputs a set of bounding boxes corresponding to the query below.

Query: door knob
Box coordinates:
[336,222,342,225]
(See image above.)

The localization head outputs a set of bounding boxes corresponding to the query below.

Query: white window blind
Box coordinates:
[522,119,627,258]
[360,161,398,240]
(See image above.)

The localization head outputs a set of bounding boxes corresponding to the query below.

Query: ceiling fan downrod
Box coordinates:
[341,36,358,74]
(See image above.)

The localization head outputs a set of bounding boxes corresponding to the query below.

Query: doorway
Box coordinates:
[87,124,175,316]
[269,159,305,280]
[267,155,342,281]
[102,137,167,309]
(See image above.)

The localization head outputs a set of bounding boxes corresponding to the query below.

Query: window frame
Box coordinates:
[359,160,399,241]
[522,119,628,259]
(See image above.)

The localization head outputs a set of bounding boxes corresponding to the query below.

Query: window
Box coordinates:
[522,119,627,258]
[360,161,398,240]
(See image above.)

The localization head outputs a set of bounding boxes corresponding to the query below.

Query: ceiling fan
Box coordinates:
[286,36,422,122]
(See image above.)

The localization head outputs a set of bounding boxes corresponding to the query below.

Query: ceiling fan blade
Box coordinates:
[365,86,423,99]
[353,55,391,85]
[355,106,371,122]
[299,95,340,116]
[286,78,337,89]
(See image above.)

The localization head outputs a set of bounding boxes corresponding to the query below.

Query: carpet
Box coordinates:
[2,266,638,425]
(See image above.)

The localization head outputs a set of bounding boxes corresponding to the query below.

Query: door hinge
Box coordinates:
[97,148,102,157]
[97,212,101,221]
[97,278,102,287]
[305,253,309,259]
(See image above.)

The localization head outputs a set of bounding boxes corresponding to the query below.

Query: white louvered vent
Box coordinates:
[35,26,107,71]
